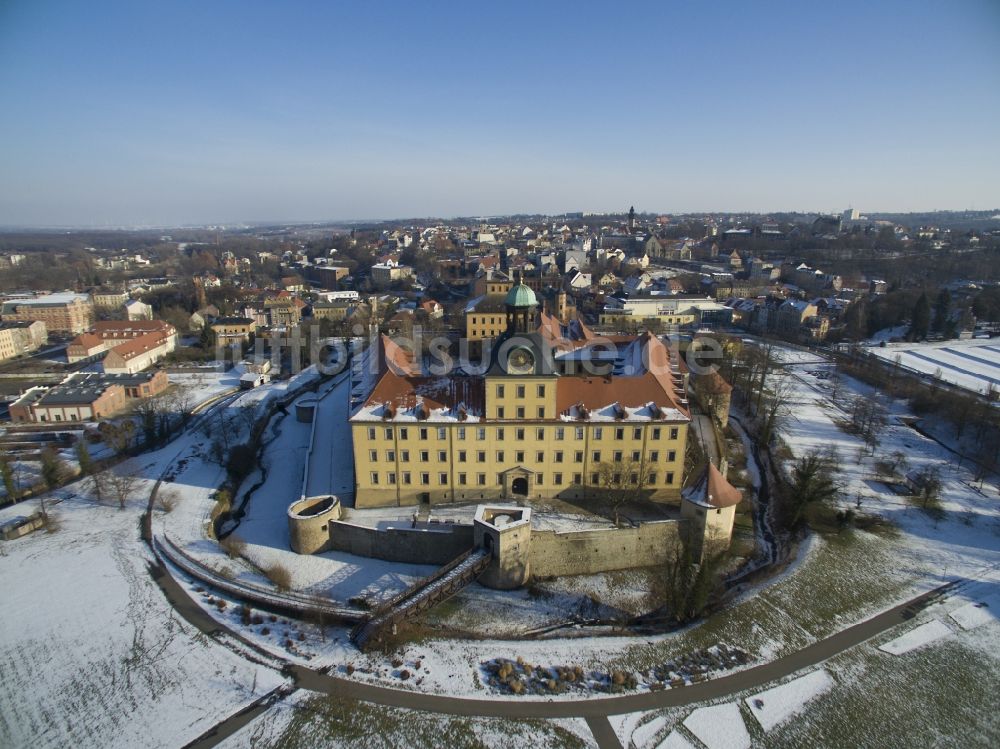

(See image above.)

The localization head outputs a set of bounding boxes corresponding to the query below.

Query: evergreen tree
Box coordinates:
[910,292,931,341]
[933,289,952,334]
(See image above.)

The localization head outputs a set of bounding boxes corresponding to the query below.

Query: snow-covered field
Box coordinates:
[868,338,1000,396]
[0,487,285,749]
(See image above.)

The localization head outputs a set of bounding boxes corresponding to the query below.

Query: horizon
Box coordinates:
[3,205,1000,233]
[1,0,999,226]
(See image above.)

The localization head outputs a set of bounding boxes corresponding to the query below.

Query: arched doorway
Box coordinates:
[511,477,528,496]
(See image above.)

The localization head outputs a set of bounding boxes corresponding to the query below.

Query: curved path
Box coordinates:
[151,534,955,733]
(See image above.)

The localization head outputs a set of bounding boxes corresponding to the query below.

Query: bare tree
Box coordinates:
[759,373,794,446]
[107,463,143,510]
[596,458,651,527]
[234,402,260,439]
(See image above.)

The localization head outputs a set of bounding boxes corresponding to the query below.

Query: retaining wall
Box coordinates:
[328,520,474,565]
[528,519,685,578]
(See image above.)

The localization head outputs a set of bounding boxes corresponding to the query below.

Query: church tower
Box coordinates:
[627,205,636,233]
[504,274,537,334]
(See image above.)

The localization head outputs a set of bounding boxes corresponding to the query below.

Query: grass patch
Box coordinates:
[274,694,590,749]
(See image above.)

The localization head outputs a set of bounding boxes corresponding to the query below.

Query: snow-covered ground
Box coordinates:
[877,619,952,655]
[868,338,1000,396]
[0,487,285,749]
[744,669,834,731]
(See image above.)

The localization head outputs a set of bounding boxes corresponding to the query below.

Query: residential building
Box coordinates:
[1,292,93,334]
[125,299,154,320]
[211,317,256,344]
[91,289,129,309]
[371,263,414,285]
[0,320,47,360]
[66,320,177,365]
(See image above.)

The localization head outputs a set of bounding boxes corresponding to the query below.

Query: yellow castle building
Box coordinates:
[350,280,691,508]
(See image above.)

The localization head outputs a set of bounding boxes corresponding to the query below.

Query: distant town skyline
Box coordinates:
[1,0,998,227]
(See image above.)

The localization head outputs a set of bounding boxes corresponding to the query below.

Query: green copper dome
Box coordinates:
[504,282,537,308]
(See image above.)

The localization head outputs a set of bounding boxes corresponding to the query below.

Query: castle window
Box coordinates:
[421,473,430,485]
[497,384,505,397]
[458,450,467,462]
[536,428,545,440]
[536,473,544,485]
[498,406,505,418]
[458,473,467,485]
[649,450,659,462]
[629,473,638,485]
[631,450,640,462]
[591,473,599,484]
[554,473,563,485]
[670,427,679,440]
[633,427,642,440]
[615,427,624,440]
[668,450,676,462]
[537,407,545,418]
[457,427,466,440]
[399,428,408,440]
[438,428,447,440]
[652,427,661,440]
[420,428,428,440]
[667,471,675,484]
[649,472,657,484]
[369,450,377,462]
[554,451,564,463]
[575,451,583,463]
[386,450,395,461]
[478,473,487,486]
[575,427,584,440]
[370,472,379,485]
[497,451,505,462]
[536,451,544,462]
[515,451,525,462]
[367,427,376,440]
[438,450,447,462]
[401,450,409,462]
[573,473,582,484]
[592,450,601,463]
[537,384,545,397]
[384,428,393,440]
[403,472,411,484]
[439,472,448,485]
[556,427,564,440]
[516,428,525,440]
[516,407,525,418]
[477,451,486,462]
[477,428,486,440]
[387,472,396,485]
[594,427,603,440]
[420,450,429,462]
[613,451,623,462]
[516,385,525,398]
[496,427,504,440]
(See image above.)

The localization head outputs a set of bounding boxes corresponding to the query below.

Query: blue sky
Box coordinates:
[1,0,998,226]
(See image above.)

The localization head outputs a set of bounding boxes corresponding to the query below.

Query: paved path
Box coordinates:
[691,412,720,467]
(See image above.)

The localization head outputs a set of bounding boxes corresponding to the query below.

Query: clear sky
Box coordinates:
[1,0,998,226]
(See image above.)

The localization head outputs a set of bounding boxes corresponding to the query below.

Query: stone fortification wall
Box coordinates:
[328,520,474,565]
[528,520,684,578]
